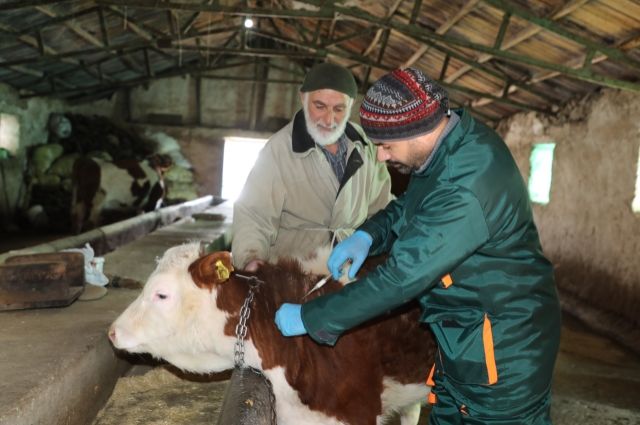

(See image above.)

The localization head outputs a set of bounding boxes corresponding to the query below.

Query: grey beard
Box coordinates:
[303,109,348,146]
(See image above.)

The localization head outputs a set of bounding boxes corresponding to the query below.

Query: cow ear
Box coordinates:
[188,251,234,291]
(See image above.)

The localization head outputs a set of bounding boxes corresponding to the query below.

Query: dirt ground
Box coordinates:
[94,314,640,425]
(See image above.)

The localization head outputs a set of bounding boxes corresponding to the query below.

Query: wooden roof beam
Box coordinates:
[472,20,640,108]
[35,5,144,76]
[402,0,481,68]
[361,0,403,56]
[0,22,112,84]
[296,1,640,92]
[16,6,99,36]
[322,26,377,48]
[409,0,422,25]
[95,0,335,20]
[24,59,266,99]
[444,0,589,84]
[482,0,640,71]
[0,0,73,11]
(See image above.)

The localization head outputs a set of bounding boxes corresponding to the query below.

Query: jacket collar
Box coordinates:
[292,109,367,153]
[413,108,469,177]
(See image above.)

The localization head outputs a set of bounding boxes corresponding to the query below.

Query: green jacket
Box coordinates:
[302,109,561,411]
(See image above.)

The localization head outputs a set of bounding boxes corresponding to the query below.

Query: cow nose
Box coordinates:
[108,327,116,343]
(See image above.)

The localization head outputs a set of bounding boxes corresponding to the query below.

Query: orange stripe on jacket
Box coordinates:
[483,314,498,385]
[426,364,437,404]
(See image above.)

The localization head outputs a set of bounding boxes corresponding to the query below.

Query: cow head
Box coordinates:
[108,243,238,373]
[146,153,173,175]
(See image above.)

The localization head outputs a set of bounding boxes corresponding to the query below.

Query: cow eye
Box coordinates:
[155,293,168,300]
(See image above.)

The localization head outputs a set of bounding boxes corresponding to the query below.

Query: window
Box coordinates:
[633,146,640,213]
[221,137,267,202]
[0,113,20,157]
[528,143,556,205]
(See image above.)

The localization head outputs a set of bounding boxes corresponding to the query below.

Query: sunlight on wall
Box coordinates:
[528,143,556,205]
[0,113,20,156]
[221,137,267,202]
[633,146,640,213]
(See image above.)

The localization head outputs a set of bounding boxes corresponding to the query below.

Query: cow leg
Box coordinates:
[70,200,86,234]
[87,190,106,229]
[399,402,422,425]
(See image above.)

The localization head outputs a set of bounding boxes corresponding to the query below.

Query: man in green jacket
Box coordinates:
[275,68,561,424]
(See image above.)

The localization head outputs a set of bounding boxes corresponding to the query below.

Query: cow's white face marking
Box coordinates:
[110,244,239,373]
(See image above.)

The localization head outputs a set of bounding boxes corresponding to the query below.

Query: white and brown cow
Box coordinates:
[108,243,437,425]
[70,155,171,233]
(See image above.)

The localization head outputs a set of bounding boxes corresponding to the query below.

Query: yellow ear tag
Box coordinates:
[215,260,231,282]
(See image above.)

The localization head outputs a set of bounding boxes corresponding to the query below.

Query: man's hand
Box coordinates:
[275,303,307,336]
[245,259,265,272]
[327,230,373,280]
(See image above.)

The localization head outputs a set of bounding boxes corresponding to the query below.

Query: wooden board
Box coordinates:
[0,253,86,311]
[4,252,85,287]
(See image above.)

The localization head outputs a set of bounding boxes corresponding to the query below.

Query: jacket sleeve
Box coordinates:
[359,193,406,255]
[301,185,490,345]
[231,146,285,269]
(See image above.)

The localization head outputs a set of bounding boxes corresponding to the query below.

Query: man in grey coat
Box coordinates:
[232,62,393,271]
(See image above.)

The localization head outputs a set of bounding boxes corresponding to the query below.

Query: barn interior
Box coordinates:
[0,0,639,424]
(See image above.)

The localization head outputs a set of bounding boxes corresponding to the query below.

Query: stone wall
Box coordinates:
[498,89,640,351]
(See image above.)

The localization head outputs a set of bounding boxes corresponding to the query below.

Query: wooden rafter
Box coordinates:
[483,0,640,70]
[35,5,144,76]
[447,0,590,85]
[295,0,640,92]
[401,0,481,68]
[0,21,111,84]
[0,0,72,11]
[95,0,335,19]
[23,59,255,99]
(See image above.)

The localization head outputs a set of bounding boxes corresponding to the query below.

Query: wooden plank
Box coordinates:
[0,261,82,311]
[0,252,86,311]
[4,252,85,287]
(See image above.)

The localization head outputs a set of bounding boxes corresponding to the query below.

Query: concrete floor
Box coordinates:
[1,200,639,424]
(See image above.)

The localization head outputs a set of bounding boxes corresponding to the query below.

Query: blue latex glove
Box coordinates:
[274,303,307,336]
[327,230,373,280]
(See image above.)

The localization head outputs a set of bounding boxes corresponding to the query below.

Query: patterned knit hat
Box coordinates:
[359,68,449,141]
[300,62,357,99]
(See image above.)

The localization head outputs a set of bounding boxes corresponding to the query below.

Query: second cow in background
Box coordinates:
[70,154,171,233]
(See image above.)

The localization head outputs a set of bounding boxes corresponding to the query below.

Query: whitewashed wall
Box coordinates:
[498,89,640,351]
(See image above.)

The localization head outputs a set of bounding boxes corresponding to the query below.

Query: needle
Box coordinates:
[302,274,331,300]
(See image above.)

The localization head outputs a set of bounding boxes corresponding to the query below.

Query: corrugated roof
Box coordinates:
[0,0,638,125]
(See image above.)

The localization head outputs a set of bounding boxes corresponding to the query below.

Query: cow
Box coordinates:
[70,154,172,233]
[108,243,437,425]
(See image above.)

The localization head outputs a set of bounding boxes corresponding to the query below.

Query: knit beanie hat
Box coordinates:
[359,68,449,141]
[300,62,357,99]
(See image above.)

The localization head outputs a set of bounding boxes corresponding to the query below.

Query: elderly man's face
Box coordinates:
[302,89,352,146]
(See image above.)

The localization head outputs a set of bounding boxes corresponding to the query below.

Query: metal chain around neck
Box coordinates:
[233,274,263,367]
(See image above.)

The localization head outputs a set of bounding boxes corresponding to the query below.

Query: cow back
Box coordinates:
[201,256,436,425]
